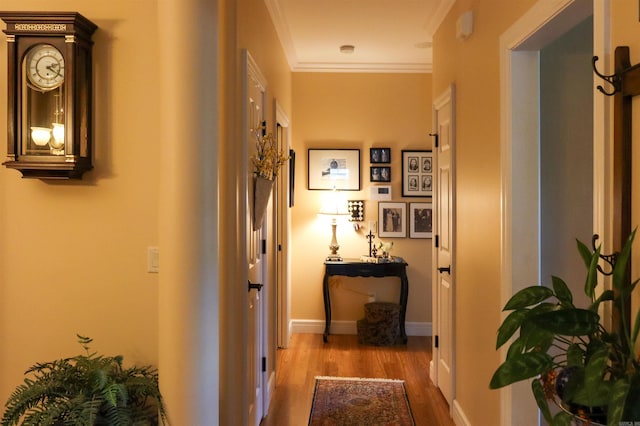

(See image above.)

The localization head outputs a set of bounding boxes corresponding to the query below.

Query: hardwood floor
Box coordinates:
[260,333,454,426]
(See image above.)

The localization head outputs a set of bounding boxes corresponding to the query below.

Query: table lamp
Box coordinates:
[318,187,350,261]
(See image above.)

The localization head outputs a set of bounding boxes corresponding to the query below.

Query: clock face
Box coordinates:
[25,44,65,91]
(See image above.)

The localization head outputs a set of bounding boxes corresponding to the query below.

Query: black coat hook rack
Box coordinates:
[592,56,620,96]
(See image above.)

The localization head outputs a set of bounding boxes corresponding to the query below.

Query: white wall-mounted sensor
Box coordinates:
[456,10,473,41]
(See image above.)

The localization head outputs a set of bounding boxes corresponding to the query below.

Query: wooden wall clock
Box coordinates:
[0,12,97,179]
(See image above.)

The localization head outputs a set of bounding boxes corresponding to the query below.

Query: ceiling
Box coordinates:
[263,0,455,73]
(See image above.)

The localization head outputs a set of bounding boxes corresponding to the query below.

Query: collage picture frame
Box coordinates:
[401,150,433,197]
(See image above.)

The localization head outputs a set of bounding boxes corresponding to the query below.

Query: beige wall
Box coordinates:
[0,0,291,424]
[291,72,433,327]
[432,0,538,424]
[432,1,639,425]
[0,0,162,405]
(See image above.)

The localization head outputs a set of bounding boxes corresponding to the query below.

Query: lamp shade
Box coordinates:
[318,188,349,218]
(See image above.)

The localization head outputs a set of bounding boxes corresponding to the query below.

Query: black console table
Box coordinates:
[323,259,409,343]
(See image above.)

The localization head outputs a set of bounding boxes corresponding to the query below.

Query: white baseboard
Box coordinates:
[291,319,432,336]
[452,399,471,426]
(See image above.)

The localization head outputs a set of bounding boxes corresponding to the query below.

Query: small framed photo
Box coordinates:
[370,166,391,182]
[402,150,432,197]
[370,147,391,164]
[409,202,433,238]
[378,202,406,238]
[308,148,361,190]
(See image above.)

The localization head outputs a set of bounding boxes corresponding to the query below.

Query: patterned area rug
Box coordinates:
[308,376,415,425]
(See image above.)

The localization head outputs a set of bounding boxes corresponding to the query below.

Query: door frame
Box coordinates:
[499,0,608,424]
[275,101,291,350]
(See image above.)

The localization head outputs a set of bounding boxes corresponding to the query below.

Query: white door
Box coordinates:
[432,84,455,407]
[244,51,267,426]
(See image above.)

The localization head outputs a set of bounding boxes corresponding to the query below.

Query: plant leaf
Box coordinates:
[584,244,601,299]
[612,228,636,292]
[532,379,552,422]
[576,238,594,268]
[503,286,554,311]
[590,289,615,312]
[520,320,554,352]
[489,352,553,389]
[496,309,529,349]
[566,343,584,367]
[632,306,640,347]
[505,337,526,360]
[581,347,609,406]
[607,378,630,426]
[551,276,573,307]
[529,309,599,336]
[550,411,572,426]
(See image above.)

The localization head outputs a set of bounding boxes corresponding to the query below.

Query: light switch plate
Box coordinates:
[147,247,159,273]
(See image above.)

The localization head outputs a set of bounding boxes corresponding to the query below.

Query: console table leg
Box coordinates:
[400,274,409,343]
[323,274,331,342]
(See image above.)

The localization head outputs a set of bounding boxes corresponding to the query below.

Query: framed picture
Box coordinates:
[308,149,360,190]
[370,166,391,182]
[288,149,295,207]
[370,147,391,164]
[409,202,433,238]
[402,150,432,197]
[378,202,406,238]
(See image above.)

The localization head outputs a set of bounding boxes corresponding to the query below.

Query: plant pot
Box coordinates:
[253,176,274,230]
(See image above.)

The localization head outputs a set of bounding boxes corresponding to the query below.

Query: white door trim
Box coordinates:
[275,101,291,349]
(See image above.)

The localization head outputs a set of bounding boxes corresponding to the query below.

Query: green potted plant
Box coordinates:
[2,335,168,426]
[490,231,640,426]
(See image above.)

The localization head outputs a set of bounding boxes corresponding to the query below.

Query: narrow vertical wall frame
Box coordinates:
[0,12,97,179]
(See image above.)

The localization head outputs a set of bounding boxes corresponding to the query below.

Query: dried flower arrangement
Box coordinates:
[251,126,289,181]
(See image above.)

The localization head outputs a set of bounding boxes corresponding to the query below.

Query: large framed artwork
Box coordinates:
[402,150,432,197]
[308,148,361,190]
[378,202,406,238]
[409,202,433,238]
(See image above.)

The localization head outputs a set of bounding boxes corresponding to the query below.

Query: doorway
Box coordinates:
[500,0,605,424]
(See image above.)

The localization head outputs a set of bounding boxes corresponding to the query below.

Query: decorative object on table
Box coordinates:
[308,376,415,425]
[251,125,290,230]
[370,147,391,164]
[1,335,168,426]
[378,202,406,238]
[409,202,433,238]
[401,150,433,197]
[366,229,376,257]
[490,231,640,425]
[370,166,391,183]
[318,187,350,261]
[377,240,394,259]
[370,184,392,200]
[347,200,364,222]
[308,148,360,190]
[0,12,97,179]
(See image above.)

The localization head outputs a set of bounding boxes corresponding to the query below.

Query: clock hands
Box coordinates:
[45,62,61,76]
